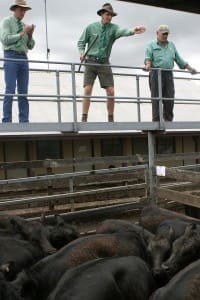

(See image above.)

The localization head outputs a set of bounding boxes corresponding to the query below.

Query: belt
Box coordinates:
[86,56,99,60]
[5,50,27,56]
[86,56,109,64]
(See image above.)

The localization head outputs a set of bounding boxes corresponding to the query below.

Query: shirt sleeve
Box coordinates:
[173,43,187,69]
[144,43,153,62]
[114,25,133,40]
[0,18,21,46]
[77,27,88,55]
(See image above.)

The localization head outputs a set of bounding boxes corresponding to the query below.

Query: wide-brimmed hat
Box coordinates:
[10,0,31,11]
[97,3,117,17]
[157,24,170,34]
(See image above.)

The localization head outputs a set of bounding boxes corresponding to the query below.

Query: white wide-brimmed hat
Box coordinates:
[10,0,31,11]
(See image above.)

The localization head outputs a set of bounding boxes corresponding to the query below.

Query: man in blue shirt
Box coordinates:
[0,0,35,123]
[144,25,196,121]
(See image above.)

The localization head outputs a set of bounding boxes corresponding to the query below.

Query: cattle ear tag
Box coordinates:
[0,262,10,273]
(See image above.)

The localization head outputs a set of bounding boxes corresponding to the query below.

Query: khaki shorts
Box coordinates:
[83,58,114,88]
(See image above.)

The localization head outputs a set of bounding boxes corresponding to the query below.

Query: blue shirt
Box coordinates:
[145,39,187,69]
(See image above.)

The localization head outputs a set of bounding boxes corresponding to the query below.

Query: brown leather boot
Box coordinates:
[108,114,114,122]
[81,114,88,122]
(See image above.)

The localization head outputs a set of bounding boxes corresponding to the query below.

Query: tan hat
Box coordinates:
[97,3,117,17]
[10,0,31,11]
[157,24,170,34]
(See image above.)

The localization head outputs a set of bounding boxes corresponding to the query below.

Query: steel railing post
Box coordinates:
[56,70,62,124]
[71,63,78,132]
[148,130,157,206]
[136,74,141,122]
[158,69,164,129]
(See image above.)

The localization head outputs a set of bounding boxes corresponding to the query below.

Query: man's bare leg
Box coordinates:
[82,85,93,122]
[106,86,114,122]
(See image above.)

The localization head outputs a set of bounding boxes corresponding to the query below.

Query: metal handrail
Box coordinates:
[0,57,200,131]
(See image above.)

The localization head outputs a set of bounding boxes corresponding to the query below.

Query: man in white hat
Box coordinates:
[0,0,35,122]
[144,24,196,122]
[78,3,145,122]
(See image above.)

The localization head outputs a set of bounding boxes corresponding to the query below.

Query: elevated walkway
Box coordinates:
[0,58,200,136]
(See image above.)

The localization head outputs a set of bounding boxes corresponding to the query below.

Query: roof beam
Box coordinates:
[117,0,200,14]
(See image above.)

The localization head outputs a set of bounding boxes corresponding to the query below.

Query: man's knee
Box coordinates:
[106,86,114,96]
[84,85,93,96]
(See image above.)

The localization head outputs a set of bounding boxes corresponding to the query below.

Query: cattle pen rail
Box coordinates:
[0,163,148,218]
[0,153,200,219]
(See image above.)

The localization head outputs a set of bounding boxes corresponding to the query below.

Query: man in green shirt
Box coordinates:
[77,3,145,122]
[144,24,196,122]
[0,0,35,122]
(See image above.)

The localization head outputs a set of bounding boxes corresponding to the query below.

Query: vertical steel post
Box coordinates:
[71,63,78,132]
[158,69,164,129]
[136,75,141,122]
[148,131,156,206]
[56,70,62,124]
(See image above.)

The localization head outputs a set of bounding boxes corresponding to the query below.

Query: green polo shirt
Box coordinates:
[0,16,35,53]
[77,21,133,59]
[145,39,187,69]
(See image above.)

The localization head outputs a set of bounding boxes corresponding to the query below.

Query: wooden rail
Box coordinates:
[156,166,200,210]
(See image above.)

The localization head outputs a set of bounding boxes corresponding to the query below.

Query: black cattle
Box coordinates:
[0,228,21,239]
[48,256,156,300]
[0,237,44,280]
[10,216,56,255]
[41,214,79,249]
[139,206,200,233]
[162,223,200,277]
[147,219,191,278]
[150,259,200,300]
[0,272,23,300]
[96,218,154,241]
[14,231,148,300]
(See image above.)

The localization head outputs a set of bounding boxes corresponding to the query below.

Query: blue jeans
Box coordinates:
[2,50,29,122]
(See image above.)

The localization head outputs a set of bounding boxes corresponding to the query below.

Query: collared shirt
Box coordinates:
[77,21,133,59]
[0,16,35,53]
[145,39,187,69]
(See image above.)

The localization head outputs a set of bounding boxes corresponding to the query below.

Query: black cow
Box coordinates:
[41,214,79,249]
[0,237,44,280]
[162,223,200,277]
[0,272,23,300]
[150,259,200,299]
[48,256,156,300]
[139,206,200,233]
[10,216,56,255]
[147,219,191,278]
[13,231,148,300]
[96,218,154,241]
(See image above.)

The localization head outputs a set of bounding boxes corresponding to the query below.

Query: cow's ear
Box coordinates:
[140,228,150,248]
[10,216,25,227]
[55,214,65,226]
[10,217,19,229]
[40,213,46,224]
[184,223,196,237]
[168,225,175,242]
